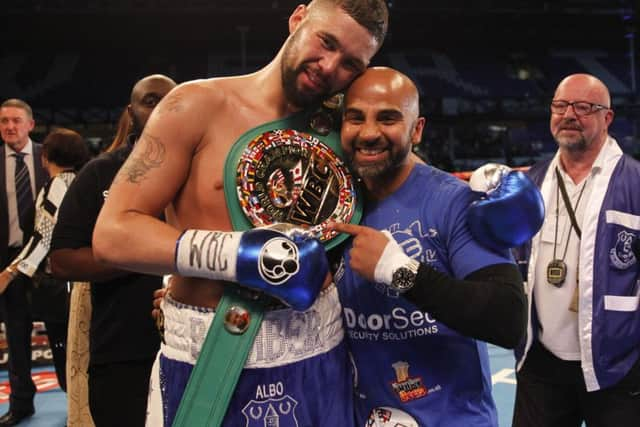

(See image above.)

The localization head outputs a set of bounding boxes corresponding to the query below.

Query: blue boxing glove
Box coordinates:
[175,226,328,311]
[467,163,544,251]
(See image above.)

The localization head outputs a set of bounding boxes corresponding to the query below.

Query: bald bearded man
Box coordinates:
[331,67,526,427]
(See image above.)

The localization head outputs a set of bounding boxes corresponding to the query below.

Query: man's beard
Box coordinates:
[281,35,330,108]
[349,142,412,180]
[281,66,323,108]
[352,157,393,178]
[554,129,589,152]
[554,119,590,152]
[557,136,588,152]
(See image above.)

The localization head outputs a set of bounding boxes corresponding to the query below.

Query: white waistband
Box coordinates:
[161,284,344,369]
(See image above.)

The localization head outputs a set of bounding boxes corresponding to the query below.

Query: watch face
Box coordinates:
[391,267,417,292]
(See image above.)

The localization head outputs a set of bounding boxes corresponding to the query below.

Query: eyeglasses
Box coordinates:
[550,100,610,116]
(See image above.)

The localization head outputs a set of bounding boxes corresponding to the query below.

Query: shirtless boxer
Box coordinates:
[93,1,388,425]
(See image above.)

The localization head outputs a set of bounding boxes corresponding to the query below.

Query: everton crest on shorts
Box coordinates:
[224,106,362,250]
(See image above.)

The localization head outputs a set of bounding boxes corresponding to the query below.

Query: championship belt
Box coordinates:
[173,100,360,427]
[224,103,362,249]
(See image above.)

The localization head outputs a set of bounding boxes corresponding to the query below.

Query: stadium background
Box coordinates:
[0,0,638,426]
[3,0,638,165]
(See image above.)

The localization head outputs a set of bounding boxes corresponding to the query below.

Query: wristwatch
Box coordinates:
[390,258,420,293]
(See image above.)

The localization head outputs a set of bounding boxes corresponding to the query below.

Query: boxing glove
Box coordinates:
[467,163,544,251]
[175,227,328,311]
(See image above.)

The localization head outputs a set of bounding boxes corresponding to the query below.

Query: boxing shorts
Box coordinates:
[146,284,354,426]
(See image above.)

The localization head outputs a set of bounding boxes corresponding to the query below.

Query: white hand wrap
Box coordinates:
[175,229,243,280]
[468,163,512,193]
[373,231,413,285]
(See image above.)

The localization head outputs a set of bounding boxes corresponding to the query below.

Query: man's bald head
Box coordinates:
[128,74,177,136]
[342,67,425,188]
[345,67,421,128]
[554,73,611,108]
[130,74,177,104]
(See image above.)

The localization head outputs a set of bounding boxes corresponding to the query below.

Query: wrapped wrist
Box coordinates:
[175,229,242,280]
[373,231,413,285]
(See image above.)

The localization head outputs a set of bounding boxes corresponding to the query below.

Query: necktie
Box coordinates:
[13,152,34,232]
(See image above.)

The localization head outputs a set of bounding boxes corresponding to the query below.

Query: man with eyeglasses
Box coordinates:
[512,73,640,426]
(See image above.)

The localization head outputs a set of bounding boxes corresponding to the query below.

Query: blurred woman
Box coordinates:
[0,127,89,392]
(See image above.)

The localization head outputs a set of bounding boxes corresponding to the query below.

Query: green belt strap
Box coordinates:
[172,286,266,427]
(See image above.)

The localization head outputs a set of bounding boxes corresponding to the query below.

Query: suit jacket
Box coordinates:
[0,141,47,267]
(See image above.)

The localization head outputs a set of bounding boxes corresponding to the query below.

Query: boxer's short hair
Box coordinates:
[311,0,388,44]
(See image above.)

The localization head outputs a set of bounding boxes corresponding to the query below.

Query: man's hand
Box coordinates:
[0,268,17,295]
[152,283,170,344]
[329,222,390,282]
[152,286,167,322]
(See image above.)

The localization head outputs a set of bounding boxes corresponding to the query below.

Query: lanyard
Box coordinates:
[552,167,587,262]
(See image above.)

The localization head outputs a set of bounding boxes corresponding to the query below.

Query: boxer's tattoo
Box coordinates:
[188,231,230,272]
[119,133,165,184]
[158,93,184,115]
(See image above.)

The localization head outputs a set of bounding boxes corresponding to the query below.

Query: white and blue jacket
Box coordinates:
[515,136,640,391]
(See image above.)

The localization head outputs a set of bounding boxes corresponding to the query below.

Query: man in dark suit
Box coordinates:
[0,98,47,426]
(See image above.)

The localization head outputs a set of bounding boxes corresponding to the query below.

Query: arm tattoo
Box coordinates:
[119,134,166,184]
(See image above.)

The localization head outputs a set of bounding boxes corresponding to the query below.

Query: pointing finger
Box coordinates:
[328,221,367,236]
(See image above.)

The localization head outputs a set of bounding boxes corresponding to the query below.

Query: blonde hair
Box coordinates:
[1,98,33,119]
[105,107,132,153]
